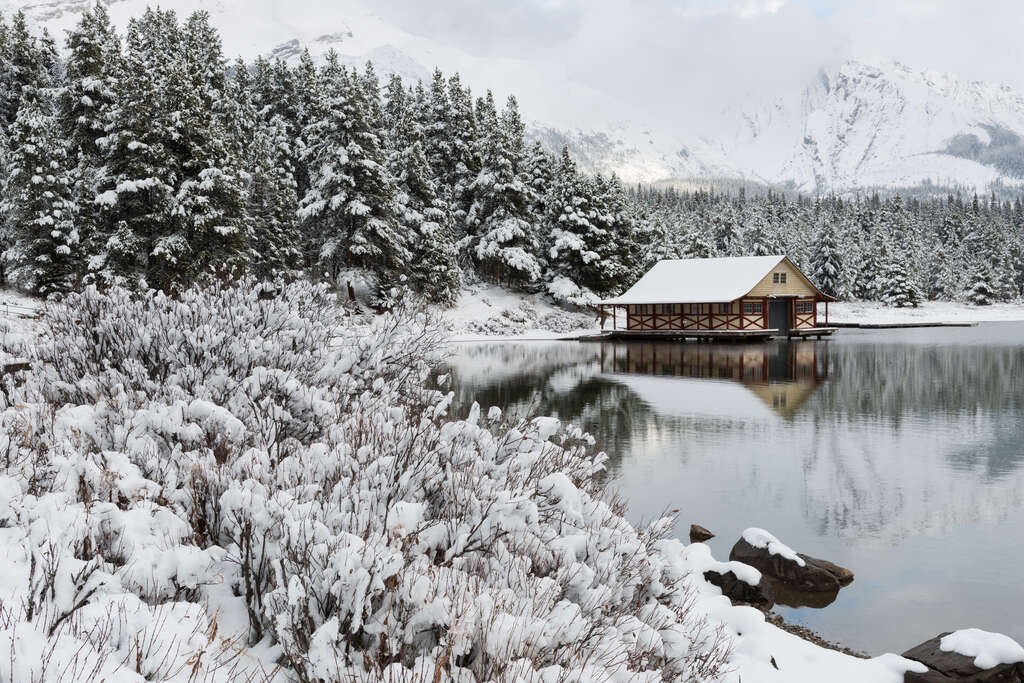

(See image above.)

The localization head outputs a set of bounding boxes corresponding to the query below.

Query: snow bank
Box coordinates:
[830,300,1024,325]
[444,283,598,340]
[940,629,1024,669]
[742,527,806,567]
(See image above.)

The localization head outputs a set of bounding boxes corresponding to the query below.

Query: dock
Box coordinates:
[577,327,837,342]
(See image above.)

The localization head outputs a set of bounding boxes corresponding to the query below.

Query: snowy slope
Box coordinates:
[6,1,1024,193]
[713,60,1024,193]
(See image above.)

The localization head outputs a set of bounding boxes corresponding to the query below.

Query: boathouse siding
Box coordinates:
[600,255,835,337]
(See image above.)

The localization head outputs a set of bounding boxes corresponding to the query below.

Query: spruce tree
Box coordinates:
[810,219,843,298]
[2,95,79,293]
[298,54,408,288]
[964,263,996,306]
[465,91,541,286]
[248,115,301,279]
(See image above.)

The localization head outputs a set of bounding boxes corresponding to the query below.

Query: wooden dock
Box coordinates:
[577,327,837,342]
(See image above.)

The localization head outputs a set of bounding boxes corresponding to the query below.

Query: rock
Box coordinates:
[801,554,855,586]
[729,531,852,593]
[690,524,715,543]
[703,569,775,607]
[902,633,1024,682]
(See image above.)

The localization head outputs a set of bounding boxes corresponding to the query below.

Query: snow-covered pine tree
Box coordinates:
[878,254,922,308]
[523,140,552,220]
[0,12,56,129]
[94,8,181,285]
[421,69,451,191]
[248,115,301,279]
[61,3,120,270]
[446,73,479,225]
[465,92,541,286]
[810,217,843,299]
[61,2,119,160]
[964,262,996,306]
[298,53,408,289]
[158,10,250,288]
[545,148,600,297]
[2,94,79,293]
[393,107,461,306]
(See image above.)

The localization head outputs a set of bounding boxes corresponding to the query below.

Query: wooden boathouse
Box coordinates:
[597,255,837,341]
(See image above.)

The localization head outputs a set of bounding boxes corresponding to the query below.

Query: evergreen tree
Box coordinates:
[810,218,843,298]
[964,262,996,306]
[465,91,541,286]
[2,95,79,293]
[248,115,301,279]
[298,54,408,287]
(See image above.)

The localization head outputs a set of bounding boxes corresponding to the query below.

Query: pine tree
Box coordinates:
[465,91,541,286]
[95,8,181,285]
[810,219,842,298]
[61,2,120,270]
[395,127,461,305]
[878,255,922,308]
[2,95,79,293]
[298,54,408,287]
[964,262,996,306]
[0,12,55,128]
[248,115,301,279]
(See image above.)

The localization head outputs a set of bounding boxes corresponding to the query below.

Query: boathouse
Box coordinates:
[598,255,836,340]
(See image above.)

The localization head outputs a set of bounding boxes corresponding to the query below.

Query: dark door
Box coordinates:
[768,300,791,333]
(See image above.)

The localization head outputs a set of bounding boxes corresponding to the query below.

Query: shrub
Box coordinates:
[0,280,730,682]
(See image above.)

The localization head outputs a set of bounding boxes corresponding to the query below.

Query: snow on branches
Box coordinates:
[0,280,731,681]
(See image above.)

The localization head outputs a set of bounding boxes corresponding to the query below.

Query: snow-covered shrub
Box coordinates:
[0,280,730,681]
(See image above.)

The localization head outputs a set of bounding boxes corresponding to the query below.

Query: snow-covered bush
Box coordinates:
[0,280,730,682]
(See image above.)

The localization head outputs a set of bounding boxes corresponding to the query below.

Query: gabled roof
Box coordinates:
[602,255,796,305]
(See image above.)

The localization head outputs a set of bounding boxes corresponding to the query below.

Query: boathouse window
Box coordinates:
[685,304,700,314]
[773,272,779,283]
[795,301,814,314]
[718,303,732,314]
[743,302,763,314]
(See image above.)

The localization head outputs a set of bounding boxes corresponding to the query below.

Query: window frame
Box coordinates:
[718,303,732,314]
[743,301,764,315]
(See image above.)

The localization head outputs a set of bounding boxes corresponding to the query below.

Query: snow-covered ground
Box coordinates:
[829,300,1024,325]
[444,283,600,341]
[0,288,42,363]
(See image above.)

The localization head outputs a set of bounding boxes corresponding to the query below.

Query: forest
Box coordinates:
[0,4,1021,308]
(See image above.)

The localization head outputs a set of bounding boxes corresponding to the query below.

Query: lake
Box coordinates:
[443,323,1024,655]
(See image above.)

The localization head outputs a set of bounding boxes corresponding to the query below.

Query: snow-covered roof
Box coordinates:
[601,255,789,305]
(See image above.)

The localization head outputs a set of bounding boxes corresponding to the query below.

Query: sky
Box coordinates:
[364,0,1024,133]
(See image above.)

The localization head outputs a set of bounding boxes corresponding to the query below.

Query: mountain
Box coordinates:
[5,0,1024,195]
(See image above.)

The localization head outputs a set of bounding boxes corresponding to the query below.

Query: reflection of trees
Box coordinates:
[444,334,1024,541]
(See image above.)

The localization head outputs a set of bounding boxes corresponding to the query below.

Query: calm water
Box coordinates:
[444,324,1024,655]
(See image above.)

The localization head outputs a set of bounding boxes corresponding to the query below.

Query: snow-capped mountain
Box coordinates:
[5,0,1024,194]
[710,60,1024,193]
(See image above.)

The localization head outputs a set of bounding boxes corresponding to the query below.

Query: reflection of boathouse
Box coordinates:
[599,255,837,341]
[599,342,830,418]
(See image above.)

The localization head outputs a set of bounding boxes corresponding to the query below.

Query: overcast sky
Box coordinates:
[364,0,1024,133]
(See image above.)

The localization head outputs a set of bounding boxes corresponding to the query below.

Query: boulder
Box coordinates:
[801,555,854,586]
[703,569,775,607]
[903,632,1024,682]
[690,524,715,543]
[729,528,853,593]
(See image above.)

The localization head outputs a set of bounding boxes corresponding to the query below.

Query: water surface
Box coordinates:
[444,324,1024,654]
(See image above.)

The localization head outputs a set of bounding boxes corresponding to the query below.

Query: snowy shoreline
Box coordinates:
[443,291,1024,342]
